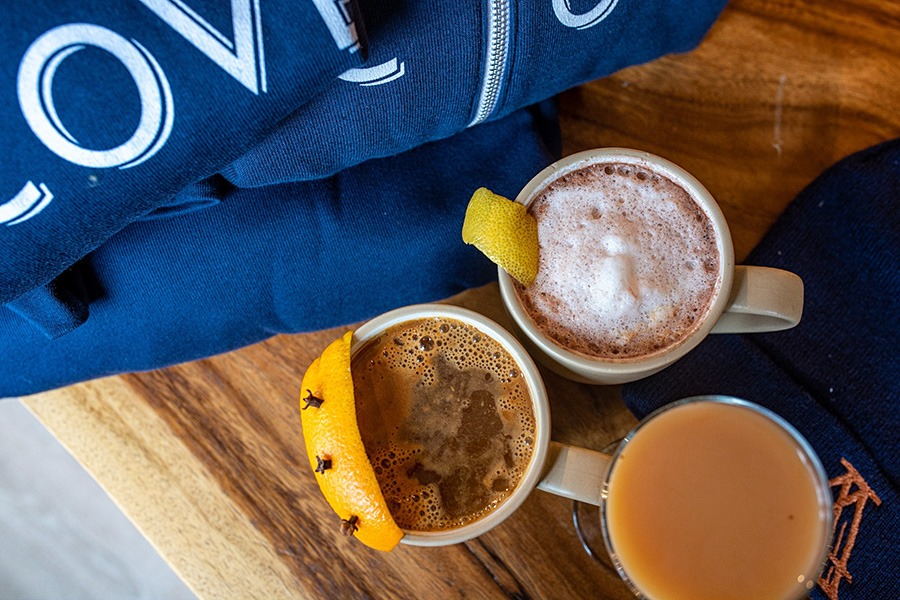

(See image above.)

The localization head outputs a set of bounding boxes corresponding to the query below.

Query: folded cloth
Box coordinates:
[1,0,366,304]
[1,0,730,392]
[1,0,728,307]
[223,0,729,185]
[0,102,560,396]
[623,139,900,600]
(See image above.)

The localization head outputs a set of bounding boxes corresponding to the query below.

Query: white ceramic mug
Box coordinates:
[498,148,804,384]
[351,304,551,546]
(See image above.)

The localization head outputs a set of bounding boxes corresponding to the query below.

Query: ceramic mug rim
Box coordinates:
[350,303,551,546]
[497,148,737,381]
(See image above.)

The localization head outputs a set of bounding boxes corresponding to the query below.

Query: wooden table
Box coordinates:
[21,1,898,598]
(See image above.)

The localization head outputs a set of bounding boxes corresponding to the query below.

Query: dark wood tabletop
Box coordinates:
[21,0,899,598]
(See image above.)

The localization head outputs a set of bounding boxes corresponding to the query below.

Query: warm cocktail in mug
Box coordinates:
[548,397,833,600]
[349,306,540,543]
[490,148,805,384]
[300,306,831,599]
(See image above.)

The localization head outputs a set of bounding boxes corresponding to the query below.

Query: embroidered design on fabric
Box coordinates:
[818,458,882,600]
[138,0,268,94]
[6,1,360,230]
[18,25,175,170]
[312,0,361,51]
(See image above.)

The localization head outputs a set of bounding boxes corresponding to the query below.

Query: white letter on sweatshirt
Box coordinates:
[138,0,267,94]
[17,24,174,169]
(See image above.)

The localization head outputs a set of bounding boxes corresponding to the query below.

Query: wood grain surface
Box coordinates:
[21,0,899,598]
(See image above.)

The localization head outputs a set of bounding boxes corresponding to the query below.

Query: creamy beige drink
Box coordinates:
[516,161,721,360]
[603,401,830,600]
[351,317,536,532]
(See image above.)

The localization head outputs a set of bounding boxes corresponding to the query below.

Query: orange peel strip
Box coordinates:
[300,331,403,552]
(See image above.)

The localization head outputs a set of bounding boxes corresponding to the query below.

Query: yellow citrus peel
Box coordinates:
[299,331,403,552]
[462,188,539,286]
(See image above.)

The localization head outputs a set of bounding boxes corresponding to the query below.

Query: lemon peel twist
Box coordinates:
[462,188,539,286]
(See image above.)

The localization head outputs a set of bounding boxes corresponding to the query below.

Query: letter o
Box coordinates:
[17,23,173,169]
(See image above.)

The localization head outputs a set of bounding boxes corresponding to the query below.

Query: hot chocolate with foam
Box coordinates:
[351,317,536,532]
[515,161,721,360]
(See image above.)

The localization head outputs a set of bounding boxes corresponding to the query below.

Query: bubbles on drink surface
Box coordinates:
[352,317,536,531]
[517,162,721,360]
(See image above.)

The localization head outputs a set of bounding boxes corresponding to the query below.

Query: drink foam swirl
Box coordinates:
[516,162,720,360]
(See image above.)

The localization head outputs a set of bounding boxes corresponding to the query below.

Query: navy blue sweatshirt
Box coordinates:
[0,0,727,393]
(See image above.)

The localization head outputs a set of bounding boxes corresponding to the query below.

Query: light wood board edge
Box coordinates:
[22,377,304,600]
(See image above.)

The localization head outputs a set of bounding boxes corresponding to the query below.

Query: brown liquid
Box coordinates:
[605,402,828,600]
[516,162,720,360]
[351,317,536,532]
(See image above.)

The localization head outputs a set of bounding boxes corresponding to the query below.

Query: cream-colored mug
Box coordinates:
[498,148,804,384]
[350,304,551,547]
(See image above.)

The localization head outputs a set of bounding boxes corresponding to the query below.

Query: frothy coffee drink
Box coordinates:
[515,161,721,360]
[351,317,536,532]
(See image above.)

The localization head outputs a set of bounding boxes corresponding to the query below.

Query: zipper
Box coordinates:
[469,0,511,127]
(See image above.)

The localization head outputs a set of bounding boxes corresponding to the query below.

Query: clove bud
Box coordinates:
[315,455,332,474]
[340,515,359,537]
[301,389,325,410]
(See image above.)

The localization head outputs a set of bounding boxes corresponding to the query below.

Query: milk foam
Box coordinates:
[517,163,720,359]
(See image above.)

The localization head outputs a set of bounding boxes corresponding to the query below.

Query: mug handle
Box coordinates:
[711,266,804,334]
[536,441,611,507]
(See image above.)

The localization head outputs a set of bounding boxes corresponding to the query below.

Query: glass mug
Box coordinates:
[350,305,831,600]
[498,148,805,384]
[540,396,833,600]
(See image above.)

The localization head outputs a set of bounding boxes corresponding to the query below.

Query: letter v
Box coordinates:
[138,0,266,94]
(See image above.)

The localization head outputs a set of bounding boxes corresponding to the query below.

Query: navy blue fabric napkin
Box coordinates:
[623,139,900,600]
